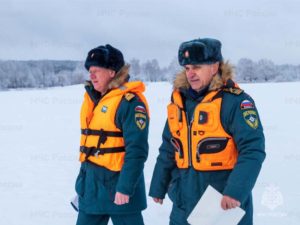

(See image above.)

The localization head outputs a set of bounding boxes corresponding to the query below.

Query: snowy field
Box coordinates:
[0,81,299,225]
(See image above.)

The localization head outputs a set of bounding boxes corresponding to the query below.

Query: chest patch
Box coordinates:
[101,106,108,113]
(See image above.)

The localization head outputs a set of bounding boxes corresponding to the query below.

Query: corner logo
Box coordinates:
[261,184,284,210]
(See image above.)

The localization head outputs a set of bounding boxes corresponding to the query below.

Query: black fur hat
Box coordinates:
[84,44,124,72]
[178,38,223,66]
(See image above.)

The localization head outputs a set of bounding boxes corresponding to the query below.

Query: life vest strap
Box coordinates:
[80,146,126,158]
[81,129,123,137]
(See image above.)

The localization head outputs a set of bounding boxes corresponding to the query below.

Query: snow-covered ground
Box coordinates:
[0,81,299,225]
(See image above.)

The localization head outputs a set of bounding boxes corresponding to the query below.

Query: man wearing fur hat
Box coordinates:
[149,38,265,225]
[75,44,149,225]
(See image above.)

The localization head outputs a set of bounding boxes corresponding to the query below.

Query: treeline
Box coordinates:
[0,58,299,90]
[0,60,86,89]
[235,58,300,82]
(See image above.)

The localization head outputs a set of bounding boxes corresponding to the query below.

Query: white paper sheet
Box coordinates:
[188,185,245,225]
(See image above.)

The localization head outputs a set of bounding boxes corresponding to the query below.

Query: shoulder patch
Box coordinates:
[223,87,244,95]
[135,113,147,130]
[240,99,255,110]
[243,110,259,129]
[124,93,136,101]
[135,105,146,114]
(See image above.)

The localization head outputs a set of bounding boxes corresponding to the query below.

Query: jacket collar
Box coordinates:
[173,61,234,92]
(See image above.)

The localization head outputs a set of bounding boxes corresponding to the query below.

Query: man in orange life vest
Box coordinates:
[149,38,266,225]
[75,44,149,225]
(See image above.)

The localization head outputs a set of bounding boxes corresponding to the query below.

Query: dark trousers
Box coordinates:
[169,205,190,225]
[76,210,144,225]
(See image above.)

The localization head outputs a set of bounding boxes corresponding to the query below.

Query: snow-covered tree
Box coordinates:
[256,59,277,82]
[129,58,141,81]
[236,58,258,82]
[141,59,161,82]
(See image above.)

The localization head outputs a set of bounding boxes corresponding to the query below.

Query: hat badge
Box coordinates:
[91,53,94,58]
[184,50,189,58]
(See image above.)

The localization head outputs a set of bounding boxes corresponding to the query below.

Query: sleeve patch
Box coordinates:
[135,113,147,130]
[243,110,259,129]
[135,105,146,114]
[240,99,255,110]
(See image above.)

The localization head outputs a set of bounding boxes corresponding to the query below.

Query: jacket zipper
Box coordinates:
[186,112,193,167]
[197,137,228,148]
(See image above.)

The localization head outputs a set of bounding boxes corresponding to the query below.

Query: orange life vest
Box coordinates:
[167,89,238,171]
[79,81,149,172]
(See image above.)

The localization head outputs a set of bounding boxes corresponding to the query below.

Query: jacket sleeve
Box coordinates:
[115,96,149,196]
[222,93,266,203]
[149,120,177,199]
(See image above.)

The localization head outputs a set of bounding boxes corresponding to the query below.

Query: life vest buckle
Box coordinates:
[196,151,201,163]
[94,150,102,158]
[82,129,89,135]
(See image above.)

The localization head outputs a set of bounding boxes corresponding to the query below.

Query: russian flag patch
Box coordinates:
[240,100,254,110]
[135,105,146,114]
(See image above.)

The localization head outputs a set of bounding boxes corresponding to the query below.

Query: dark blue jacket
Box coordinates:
[75,82,149,215]
[149,85,266,224]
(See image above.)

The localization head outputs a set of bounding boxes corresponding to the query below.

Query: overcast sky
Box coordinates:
[1,0,299,66]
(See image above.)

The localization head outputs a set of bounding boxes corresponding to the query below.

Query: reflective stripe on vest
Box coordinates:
[167,90,238,171]
[79,81,148,172]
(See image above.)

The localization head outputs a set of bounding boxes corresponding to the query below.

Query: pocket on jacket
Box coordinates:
[168,175,182,207]
[95,180,116,202]
[92,170,119,202]
[75,167,86,198]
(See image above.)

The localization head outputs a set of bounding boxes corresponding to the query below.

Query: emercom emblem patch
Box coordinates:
[243,110,259,129]
[135,113,147,130]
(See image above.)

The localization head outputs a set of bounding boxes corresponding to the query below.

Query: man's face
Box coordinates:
[89,66,116,94]
[184,63,219,92]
